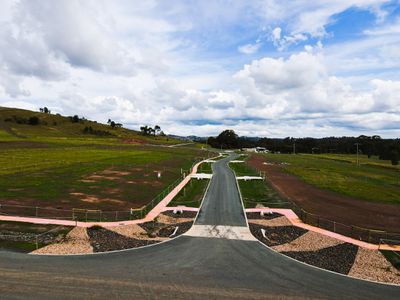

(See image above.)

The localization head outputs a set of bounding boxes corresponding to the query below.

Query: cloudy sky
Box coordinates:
[0,0,399,137]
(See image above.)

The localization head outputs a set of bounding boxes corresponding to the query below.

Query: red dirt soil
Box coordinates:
[247,154,400,233]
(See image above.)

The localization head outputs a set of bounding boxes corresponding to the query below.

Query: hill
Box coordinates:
[0,106,179,145]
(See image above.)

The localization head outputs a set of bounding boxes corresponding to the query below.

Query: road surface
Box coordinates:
[0,155,398,299]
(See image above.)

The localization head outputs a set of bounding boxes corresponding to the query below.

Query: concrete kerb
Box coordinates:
[228,155,250,228]
[246,207,400,251]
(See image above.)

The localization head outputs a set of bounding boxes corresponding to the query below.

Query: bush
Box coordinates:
[28,116,40,125]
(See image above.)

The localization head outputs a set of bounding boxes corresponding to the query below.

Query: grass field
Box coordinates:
[262,153,400,204]
[229,162,259,176]
[230,162,287,208]
[168,179,209,208]
[0,107,207,213]
[197,162,213,174]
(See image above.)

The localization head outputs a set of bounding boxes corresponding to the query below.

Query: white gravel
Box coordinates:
[272,231,343,252]
[349,248,400,285]
[32,227,93,255]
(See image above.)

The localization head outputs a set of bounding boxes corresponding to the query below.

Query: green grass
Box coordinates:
[380,250,400,271]
[229,162,259,176]
[230,162,287,208]
[197,162,213,174]
[168,179,209,208]
[0,221,72,253]
[238,180,288,208]
[0,145,203,211]
[262,153,400,204]
[0,110,205,212]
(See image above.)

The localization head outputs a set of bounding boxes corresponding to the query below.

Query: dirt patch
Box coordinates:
[101,170,131,176]
[121,138,145,145]
[247,154,400,233]
[69,192,125,205]
[87,174,119,181]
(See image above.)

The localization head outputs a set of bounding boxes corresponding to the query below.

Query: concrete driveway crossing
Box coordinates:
[0,154,399,299]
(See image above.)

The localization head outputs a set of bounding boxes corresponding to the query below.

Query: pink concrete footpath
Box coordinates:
[246,208,400,251]
[0,158,210,228]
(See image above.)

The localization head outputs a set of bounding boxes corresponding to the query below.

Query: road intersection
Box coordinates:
[0,155,398,299]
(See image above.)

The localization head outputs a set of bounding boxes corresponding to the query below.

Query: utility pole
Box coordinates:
[355,143,361,166]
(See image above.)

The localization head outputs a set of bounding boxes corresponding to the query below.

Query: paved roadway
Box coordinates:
[0,155,399,299]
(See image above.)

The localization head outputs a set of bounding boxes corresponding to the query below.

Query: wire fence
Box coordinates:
[258,195,400,245]
[240,161,400,246]
[0,159,203,223]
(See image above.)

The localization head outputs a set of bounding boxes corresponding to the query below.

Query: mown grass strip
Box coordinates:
[168,179,210,208]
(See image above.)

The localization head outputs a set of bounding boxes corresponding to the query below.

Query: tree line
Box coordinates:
[207,130,400,165]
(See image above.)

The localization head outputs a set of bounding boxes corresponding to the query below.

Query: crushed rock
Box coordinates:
[349,248,400,284]
[32,227,93,255]
[272,231,343,252]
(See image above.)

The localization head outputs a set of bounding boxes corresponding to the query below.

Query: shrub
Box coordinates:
[28,116,40,125]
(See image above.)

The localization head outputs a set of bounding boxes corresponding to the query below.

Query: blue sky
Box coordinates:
[0,0,399,137]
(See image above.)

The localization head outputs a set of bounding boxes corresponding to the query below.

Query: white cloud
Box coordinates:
[0,0,399,138]
[238,42,262,54]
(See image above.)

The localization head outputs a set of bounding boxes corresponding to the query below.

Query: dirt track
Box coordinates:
[247,154,400,233]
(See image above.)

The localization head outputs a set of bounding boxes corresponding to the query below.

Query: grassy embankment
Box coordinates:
[0,221,72,252]
[0,107,206,213]
[262,153,400,204]
[168,178,210,208]
[229,159,287,208]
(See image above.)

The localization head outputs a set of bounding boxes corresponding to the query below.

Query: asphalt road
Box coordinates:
[0,154,399,299]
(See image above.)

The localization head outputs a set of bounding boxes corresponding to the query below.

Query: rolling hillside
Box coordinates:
[0,106,179,145]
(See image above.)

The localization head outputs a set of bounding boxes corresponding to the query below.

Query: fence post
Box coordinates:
[35,206,38,217]
[333,221,336,233]
[85,210,88,222]
[115,211,118,221]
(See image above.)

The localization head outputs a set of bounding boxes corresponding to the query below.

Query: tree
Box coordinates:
[110,121,116,128]
[72,115,80,123]
[390,150,399,166]
[140,125,154,136]
[154,125,161,136]
[216,130,239,149]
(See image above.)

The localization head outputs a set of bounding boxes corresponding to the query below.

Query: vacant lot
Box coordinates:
[168,178,209,208]
[261,153,400,204]
[247,154,400,232]
[0,139,205,212]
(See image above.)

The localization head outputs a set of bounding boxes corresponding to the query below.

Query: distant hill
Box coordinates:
[0,106,179,145]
